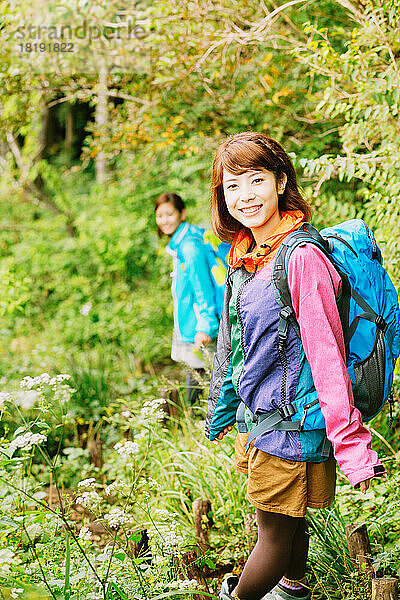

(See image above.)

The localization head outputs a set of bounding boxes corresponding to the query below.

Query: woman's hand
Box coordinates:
[359,479,371,494]
[195,332,212,349]
[212,425,233,444]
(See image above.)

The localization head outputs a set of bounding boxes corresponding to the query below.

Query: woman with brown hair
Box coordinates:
[205,132,384,600]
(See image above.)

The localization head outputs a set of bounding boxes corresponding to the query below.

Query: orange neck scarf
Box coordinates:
[228,210,305,272]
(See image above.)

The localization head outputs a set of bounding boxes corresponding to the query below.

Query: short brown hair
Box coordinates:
[154,192,185,237]
[210,132,311,242]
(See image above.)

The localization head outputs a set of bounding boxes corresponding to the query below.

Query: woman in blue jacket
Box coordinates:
[155,192,229,403]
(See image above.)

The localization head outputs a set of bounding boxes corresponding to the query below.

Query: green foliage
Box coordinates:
[1,2,400,598]
[2,371,400,599]
[295,1,400,279]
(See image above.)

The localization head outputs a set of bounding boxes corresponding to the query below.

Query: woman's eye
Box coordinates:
[252,178,263,184]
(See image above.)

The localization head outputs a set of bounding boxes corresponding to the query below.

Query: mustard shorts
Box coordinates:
[235,432,336,518]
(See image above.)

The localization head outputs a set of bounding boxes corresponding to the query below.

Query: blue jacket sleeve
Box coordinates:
[180,238,220,339]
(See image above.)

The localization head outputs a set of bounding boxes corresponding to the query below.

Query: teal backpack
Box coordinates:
[272,219,400,424]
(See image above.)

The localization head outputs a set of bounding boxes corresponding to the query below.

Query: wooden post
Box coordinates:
[176,550,208,600]
[88,440,103,469]
[372,578,398,600]
[129,528,150,559]
[192,499,212,548]
[244,512,257,552]
[345,522,373,570]
[159,387,180,421]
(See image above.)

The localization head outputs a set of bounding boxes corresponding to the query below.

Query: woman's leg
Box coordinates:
[185,368,204,404]
[285,517,309,580]
[235,509,308,600]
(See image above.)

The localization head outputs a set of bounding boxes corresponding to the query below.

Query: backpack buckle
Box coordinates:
[375,315,387,331]
[279,402,296,419]
[280,306,294,321]
[278,306,294,348]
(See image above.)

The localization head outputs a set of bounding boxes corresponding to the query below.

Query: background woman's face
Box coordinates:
[155,202,184,236]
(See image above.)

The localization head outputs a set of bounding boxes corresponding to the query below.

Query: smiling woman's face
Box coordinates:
[222,168,286,244]
[155,202,185,236]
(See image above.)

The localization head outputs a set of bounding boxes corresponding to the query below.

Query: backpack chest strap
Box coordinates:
[236,402,302,452]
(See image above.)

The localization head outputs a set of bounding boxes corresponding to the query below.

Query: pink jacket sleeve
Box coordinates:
[288,244,384,488]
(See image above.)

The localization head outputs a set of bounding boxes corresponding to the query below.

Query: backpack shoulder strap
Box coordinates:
[271,223,331,340]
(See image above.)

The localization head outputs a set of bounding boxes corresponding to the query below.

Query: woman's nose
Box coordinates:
[239,186,255,202]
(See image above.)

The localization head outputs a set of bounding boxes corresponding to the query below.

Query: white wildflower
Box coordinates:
[104,508,127,529]
[77,477,97,489]
[153,508,171,521]
[142,489,150,502]
[168,579,199,590]
[120,410,132,418]
[10,589,24,599]
[139,398,166,423]
[153,554,169,567]
[14,390,39,410]
[146,477,160,490]
[54,374,70,383]
[80,302,92,316]
[75,491,102,511]
[9,431,47,452]
[149,512,185,550]
[104,480,129,496]
[161,526,185,547]
[20,372,70,390]
[0,548,17,573]
[179,579,199,590]
[78,526,92,541]
[20,376,35,390]
[141,398,166,417]
[167,581,180,590]
[0,392,11,407]
[114,440,140,457]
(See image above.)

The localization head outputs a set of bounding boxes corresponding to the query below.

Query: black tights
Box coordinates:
[236,509,309,600]
[185,369,204,405]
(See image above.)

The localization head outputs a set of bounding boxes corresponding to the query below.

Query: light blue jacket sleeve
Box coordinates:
[180,238,220,339]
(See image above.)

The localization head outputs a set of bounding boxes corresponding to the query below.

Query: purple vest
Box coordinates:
[231,263,328,462]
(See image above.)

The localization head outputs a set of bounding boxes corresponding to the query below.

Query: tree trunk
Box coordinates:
[372,578,398,600]
[192,498,212,548]
[95,59,108,184]
[87,440,103,469]
[345,522,373,570]
[65,103,74,156]
[159,386,180,422]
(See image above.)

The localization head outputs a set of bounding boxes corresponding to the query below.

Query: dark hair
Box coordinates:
[210,132,311,242]
[154,192,186,237]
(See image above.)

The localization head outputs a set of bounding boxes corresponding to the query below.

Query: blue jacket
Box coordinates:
[166,223,229,343]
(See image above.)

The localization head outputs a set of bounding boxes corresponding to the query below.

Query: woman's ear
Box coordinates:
[278,173,287,194]
[181,208,187,221]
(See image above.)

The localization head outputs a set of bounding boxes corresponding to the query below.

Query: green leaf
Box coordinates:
[109,582,129,599]
[114,551,126,562]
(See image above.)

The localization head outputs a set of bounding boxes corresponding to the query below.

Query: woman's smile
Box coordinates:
[239,204,262,215]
